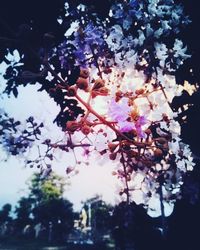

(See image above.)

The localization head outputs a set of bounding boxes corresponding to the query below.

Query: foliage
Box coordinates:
[14,172,74,240]
[15,197,33,230]
[111,201,155,250]
[0,203,12,224]
[29,172,65,203]
[90,200,112,233]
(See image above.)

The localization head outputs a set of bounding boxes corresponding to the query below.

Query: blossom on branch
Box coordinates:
[0,0,196,217]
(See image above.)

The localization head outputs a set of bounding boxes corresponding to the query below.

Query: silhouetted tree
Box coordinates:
[0,203,12,224]
[29,172,74,242]
[15,197,33,232]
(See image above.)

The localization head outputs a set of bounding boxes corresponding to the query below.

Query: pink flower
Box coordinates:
[135,116,147,138]
[136,115,147,126]
[108,98,147,136]
[109,98,131,122]
[118,120,135,132]
[108,98,134,132]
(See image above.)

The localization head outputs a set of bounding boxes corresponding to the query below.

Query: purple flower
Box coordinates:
[129,0,138,8]
[74,23,104,53]
[135,116,147,138]
[109,98,147,136]
[58,22,106,68]
[136,115,147,126]
[109,98,131,122]
[109,98,134,132]
[118,120,135,132]
[84,23,104,46]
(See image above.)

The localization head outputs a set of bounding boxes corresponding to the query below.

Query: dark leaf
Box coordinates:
[13,87,18,97]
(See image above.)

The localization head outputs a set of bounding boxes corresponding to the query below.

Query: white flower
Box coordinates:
[106,25,123,51]
[173,39,191,60]
[154,28,163,39]
[160,121,169,131]
[176,159,186,172]
[146,24,154,37]
[169,140,180,154]
[161,20,171,31]
[168,120,181,136]
[46,72,54,81]
[5,49,23,66]
[109,3,123,18]
[147,3,158,16]
[94,133,108,152]
[122,16,132,30]
[154,42,168,67]
[137,30,145,46]
[171,10,180,25]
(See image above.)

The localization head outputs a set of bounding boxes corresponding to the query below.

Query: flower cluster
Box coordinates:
[58,21,106,68]
[0,113,43,156]
[108,97,147,137]
[52,0,195,213]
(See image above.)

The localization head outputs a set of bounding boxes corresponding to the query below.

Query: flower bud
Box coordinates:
[128,150,139,157]
[126,166,132,174]
[127,175,131,181]
[142,159,153,167]
[130,109,139,120]
[155,137,167,145]
[154,148,163,158]
[91,87,109,98]
[108,142,118,152]
[162,114,169,122]
[145,129,152,135]
[67,86,77,96]
[135,89,145,95]
[131,129,138,137]
[76,77,89,91]
[109,152,117,160]
[115,90,123,102]
[66,166,74,174]
[103,68,112,74]
[81,125,91,135]
[92,78,105,90]
[112,171,117,176]
[119,190,124,196]
[66,121,80,132]
[162,143,169,152]
[80,68,89,79]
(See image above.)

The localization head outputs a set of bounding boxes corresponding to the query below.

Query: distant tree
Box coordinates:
[33,198,74,241]
[28,172,74,241]
[91,200,112,234]
[0,203,12,224]
[29,172,65,204]
[13,172,73,241]
[15,197,33,232]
